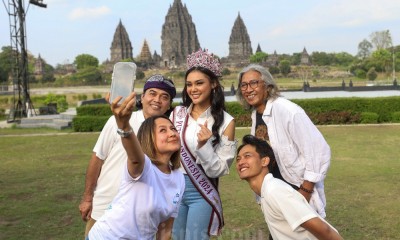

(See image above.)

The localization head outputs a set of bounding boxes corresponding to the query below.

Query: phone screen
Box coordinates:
[109,62,137,104]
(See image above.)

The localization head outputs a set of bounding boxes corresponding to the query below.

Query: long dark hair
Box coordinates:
[182,66,225,147]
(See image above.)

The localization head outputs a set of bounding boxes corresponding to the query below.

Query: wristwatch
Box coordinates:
[117,128,133,138]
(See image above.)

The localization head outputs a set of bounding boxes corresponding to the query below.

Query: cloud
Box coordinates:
[68,6,111,20]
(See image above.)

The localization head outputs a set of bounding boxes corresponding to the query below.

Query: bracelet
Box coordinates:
[117,128,133,138]
[299,184,314,194]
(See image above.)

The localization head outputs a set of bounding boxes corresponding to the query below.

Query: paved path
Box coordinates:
[0,120,12,128]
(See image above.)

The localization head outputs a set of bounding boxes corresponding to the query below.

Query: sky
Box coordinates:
[1,0,399,67]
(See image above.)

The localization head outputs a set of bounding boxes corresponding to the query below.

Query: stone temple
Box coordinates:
[223,13,253,67]
[110,20,133,63]
[107,1,258,69]
[161,0,201,68]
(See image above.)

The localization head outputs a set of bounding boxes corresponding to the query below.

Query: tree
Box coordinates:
[268,66,280,75]
[297,65,311,82]
[74,54,99,70]
[371,49,392,73]
[367,67,377,81]
[290,53,302,65]
[136,70,145,80]
[370,30,392,50]
[279,60,291,76]
[334,52,356,66]
[311,51,334,66]
[0,46,13,83]
[74,66,102,84]
[357,39,373,59]
[41,64,55,83]
[250,52,268,63]
[221,68,231,76]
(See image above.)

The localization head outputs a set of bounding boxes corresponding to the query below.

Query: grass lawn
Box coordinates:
[0,125,399,239]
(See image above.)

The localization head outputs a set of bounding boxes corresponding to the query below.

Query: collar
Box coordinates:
[262,99,274,116]
[187,104,212,118]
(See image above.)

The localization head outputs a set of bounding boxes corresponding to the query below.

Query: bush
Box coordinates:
[391,112,400,123]
[0,108,5,120]
[307,111,360,125]
[92,93,103,99]
[0,97,9,104]
[221,68,231,76]
[42,93,69,113]
[136,70,145,80]
[76,104,111,116]
[367,67,377,81]
[72,116,109,132]
[72,97,400,131]
[268,66,280,75]
[360,112,379,124]
[354,69,366,79]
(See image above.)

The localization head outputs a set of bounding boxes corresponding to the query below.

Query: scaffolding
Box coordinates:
[2,0,46,122]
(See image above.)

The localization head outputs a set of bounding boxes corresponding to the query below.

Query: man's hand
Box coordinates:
[79,200,92,222]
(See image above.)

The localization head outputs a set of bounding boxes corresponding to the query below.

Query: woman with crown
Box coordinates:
[171,49,237,239]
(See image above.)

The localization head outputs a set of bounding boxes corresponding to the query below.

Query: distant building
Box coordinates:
[266,50,279,67]
[225,13,253,66]
[255,43,262,53]
[34,54,45,75]
[161,0,200,68]
[138,39,153,67]
[153,51,162,66]
[300,47,311,65]
[110,20,133,63]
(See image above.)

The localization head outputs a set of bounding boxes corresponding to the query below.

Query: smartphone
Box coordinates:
[109,62,137,104]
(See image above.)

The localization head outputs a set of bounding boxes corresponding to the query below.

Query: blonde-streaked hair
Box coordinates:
[137,115,181,170]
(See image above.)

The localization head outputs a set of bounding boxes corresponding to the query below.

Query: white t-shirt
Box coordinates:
[91,110,145,220]
[260,173,337,240]
[89,155,185,240]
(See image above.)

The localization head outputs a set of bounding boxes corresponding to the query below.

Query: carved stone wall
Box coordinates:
[161,0,200,68]
[110,20,133,63]
[139,39,152,63]
[227,13,253,66]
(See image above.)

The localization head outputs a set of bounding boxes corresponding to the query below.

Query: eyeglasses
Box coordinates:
[240,80,261,91]
[146,75,175,88]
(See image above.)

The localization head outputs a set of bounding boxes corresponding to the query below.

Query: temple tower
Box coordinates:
[110,20,133,62]
[161,0,200,68]
[34,54,44,75]
[139,39,152,63]
[300,47,311,65]
[228,13,253,65]
[256,43,262,53]
[267,50,279,67]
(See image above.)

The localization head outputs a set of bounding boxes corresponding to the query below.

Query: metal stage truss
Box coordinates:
[2,0,46,122]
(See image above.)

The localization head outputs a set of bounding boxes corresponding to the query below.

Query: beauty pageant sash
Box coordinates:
[172,106,223,236]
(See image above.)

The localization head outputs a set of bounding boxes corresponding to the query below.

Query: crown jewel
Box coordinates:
[187,49,222,77]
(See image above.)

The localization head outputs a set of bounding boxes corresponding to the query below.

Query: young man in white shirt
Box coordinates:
[236,135,343,240]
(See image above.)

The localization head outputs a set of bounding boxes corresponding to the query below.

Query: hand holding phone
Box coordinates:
[109,62,137,104]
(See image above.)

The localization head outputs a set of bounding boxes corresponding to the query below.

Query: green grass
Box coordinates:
[0,125,399,239]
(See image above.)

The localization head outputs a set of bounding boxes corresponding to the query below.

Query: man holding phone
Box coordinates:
[78,74,176,239]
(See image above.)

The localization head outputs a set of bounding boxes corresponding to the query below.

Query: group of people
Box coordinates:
[78,49,343,240]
